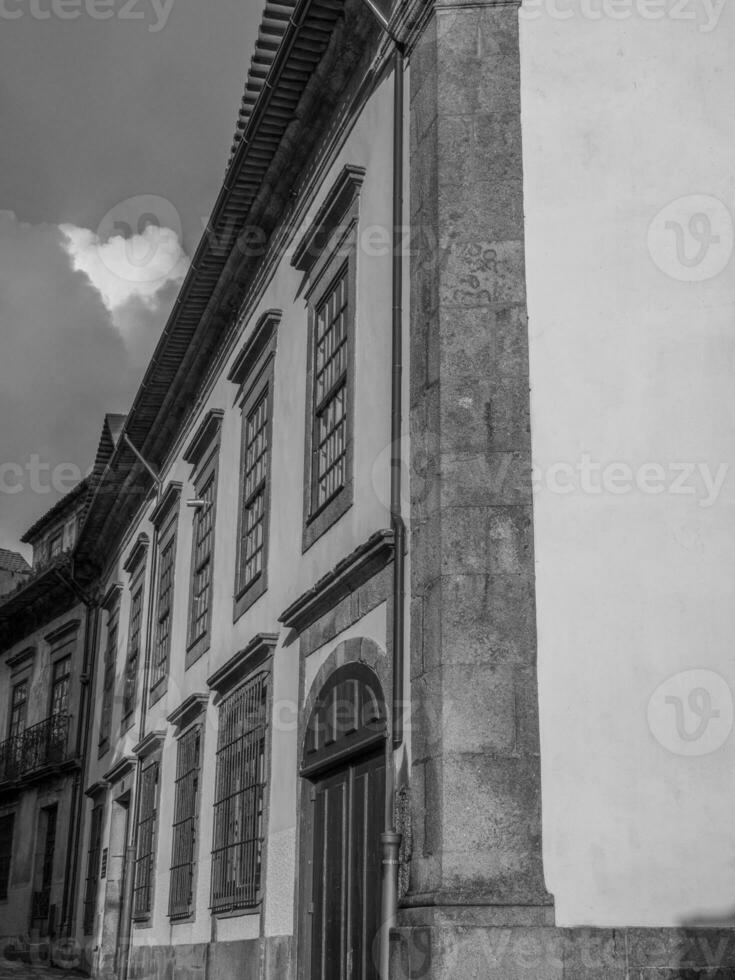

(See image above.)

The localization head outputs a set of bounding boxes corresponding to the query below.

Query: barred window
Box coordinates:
[169,727,202,919]
[189,477,215,646]
[99,613,118,747]
[123,586,143,722]
[50,656,71,716]
[0,813,14,900]
[239,393,269,592]
[211,674,268,913]
[312,265,349,511]
[8,681,27,739]
[133,760,159,918]
[151,527,177,690]
[83,803,104,935]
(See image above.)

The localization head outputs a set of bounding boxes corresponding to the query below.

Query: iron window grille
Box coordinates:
[189,476,215,646]
[122,586,143,723]
[311,264,349,513]
[0,812,14,900]
[151,528,177,690]
[83,803,104,934]
[133,760,159,918]
[169,726,202,919]
[99,613,118,748]
[210,673,268,913]
[239,393,269,593]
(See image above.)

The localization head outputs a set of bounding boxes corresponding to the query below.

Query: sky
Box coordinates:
[0,0,263,555]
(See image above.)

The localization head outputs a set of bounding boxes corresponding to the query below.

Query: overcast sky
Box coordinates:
[0,0,263,555]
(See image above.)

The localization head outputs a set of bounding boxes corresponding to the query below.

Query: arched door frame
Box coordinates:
[298,656,389,980]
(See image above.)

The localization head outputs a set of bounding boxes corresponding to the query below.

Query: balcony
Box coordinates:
[0,714,73,786]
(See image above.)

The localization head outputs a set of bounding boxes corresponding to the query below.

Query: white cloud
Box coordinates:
[60,221,189,312]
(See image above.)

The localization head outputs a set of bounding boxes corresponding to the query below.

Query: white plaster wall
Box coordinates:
[520,2,735,925]
[88,66,400,953]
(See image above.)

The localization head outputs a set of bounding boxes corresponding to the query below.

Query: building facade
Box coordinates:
[0,478,95,956]
[3,0,735,978]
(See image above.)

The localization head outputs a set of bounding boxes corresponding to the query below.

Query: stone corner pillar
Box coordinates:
[406,0,554,926]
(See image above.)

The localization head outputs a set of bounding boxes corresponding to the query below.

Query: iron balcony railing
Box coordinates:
[0,713,71,784]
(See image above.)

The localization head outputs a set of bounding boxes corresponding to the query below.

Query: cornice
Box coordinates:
[102,755,136,784]
[183,409,225,468]
[279,529,395,634]
[150,482,183,530]
[207,633,279,697]
[123,533,149,576]
[167,693,209,734]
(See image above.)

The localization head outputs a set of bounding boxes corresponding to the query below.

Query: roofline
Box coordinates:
[20,477,91,544]
[77,0,352,564]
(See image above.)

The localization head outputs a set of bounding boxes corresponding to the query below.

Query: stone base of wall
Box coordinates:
[392,907,735,979]
[126,937,291,980]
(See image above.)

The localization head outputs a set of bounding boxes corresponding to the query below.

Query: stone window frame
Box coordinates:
[206,634,277,920]
[148,483,182,706]
[121,539,149,735]
[98,584,122,757]
[131,731,165,925]
[184,411,224,669]
[292,165,365,553]
[228,311,281,622]
[0,810,16,903]
[167,702,206,924]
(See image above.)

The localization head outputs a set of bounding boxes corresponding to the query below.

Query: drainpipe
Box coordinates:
[351,4,408,972]
[118,449,161,980]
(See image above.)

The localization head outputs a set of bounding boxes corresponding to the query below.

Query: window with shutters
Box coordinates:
[0,813,14,900]
[8,681,27,740]
[50,656,71,717]
[133,760,159,919]
[210,673,268,913]
[184,411,222,668]
[99,608,118,752]
[229,310,279,622]
[83,803,104,934]
[150,519,178,693]
[122,584,143,728]
[169,726,202,919]
[296,167,362,552]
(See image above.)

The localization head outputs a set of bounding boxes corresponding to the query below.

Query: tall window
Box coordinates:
[50,656,71,716]
[151,522,177,692]
[99,610,118,750]
[189,476,215,647]
[8,681,27,740]
[210,673,268,913]
[0,813,14,900]
[122,586,143,724]
[133,760,159,919]
[240,394,269,592]
[83,803,104,934]
[295,165,362,551]
[49,530,63,559]
[169,727,202,919]
[312,265,349,512]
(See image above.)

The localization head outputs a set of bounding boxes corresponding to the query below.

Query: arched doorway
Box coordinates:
[302,662,387,980]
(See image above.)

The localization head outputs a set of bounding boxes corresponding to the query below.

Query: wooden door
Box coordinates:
[310,750,385,980]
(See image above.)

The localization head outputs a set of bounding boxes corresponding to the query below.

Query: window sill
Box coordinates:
[185,633,210,670]
[303,485,352,553]
[211,903,261,920]
[169,911,196,925]
[233,572,267,623]
[148,677,167,708]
